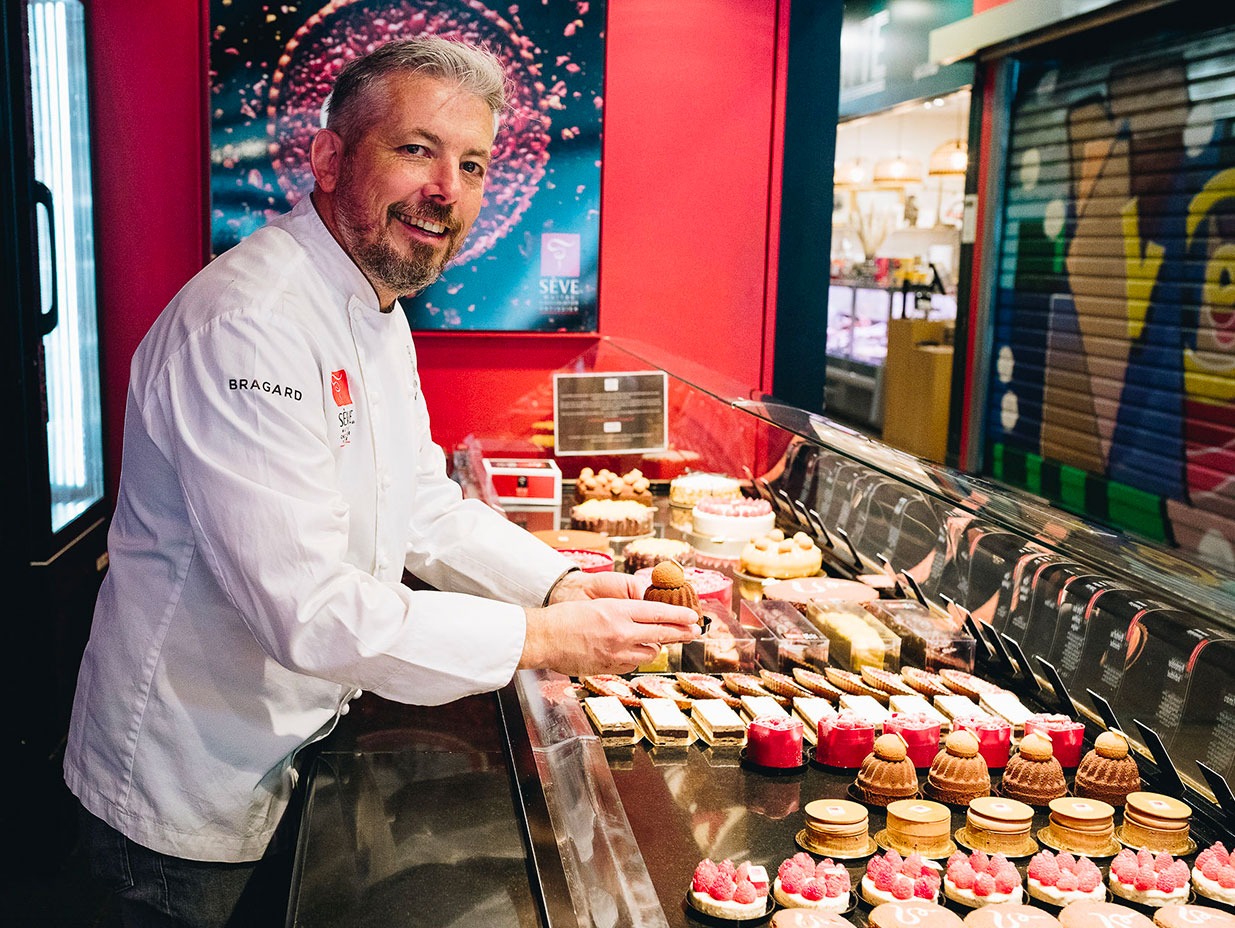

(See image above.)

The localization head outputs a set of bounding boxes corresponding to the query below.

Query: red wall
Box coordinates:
[90,2,788,492]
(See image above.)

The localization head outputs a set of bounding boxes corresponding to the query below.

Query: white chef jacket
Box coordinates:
[64,194,572,862]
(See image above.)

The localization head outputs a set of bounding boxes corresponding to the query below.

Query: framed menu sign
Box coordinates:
[552,372,668,456]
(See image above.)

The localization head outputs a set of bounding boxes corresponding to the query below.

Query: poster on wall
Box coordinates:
[209,0,603,332]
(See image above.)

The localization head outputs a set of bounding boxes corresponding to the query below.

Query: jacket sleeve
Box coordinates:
[141,309,550,705]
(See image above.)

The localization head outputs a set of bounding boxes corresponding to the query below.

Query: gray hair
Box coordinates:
[325,36,507,143]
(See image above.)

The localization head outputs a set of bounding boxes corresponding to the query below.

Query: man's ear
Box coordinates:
[309,128,344,193]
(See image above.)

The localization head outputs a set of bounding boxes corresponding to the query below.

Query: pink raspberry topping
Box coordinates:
[802,879,826,901]
[1055,852,1075,870]
[969,851,990,873]
[709,873,736,900]
[1202,857,1225,880]
[1219,866,1235,890]
[914,879,935,900]
[973,873,996,896]
[903,853,927,876]
[994,869,1019,894]
[1155,869,1179,893]
[824,872,849,897]
[717,859,737,881]
[733,881,757,905]
[1153,852,1174,873]
[947,851,968,869]
[1134,866,1156,892]
[1056,870,1078,892]
[892,874,914,900]
[1076,868,1101,893]
[874,867,895,892]
[780,869,804,894]
[950,863,976,890]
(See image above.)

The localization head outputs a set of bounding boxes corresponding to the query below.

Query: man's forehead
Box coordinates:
[369,71,496,139]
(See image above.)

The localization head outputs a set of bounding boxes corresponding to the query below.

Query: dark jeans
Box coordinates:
[77,804,296,928]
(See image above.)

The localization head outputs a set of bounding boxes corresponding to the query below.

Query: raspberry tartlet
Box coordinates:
[862,849,942,905]
[1192,841,1235,907]
[1108,848,1189,907]
[689,858,771,919]
[1026,850,1106,905]
[773,852,852,913]
[943,850,1024,907]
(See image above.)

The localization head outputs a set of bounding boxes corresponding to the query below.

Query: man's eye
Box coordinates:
[462,161,485,176]
[403,144,426,155]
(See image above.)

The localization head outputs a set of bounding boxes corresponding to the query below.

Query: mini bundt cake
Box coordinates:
[643,560,703,619]
[856,733,919,806]
[999,732,1067,806]
[925,730,991,805]
[1074,731,1141,807]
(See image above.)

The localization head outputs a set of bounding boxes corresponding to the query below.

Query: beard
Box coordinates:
[334,180,466,297]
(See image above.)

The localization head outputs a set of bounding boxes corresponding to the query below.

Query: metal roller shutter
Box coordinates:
[984,10,1235,568]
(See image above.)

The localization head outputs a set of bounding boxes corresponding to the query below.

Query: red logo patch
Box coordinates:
[330,369,352,406]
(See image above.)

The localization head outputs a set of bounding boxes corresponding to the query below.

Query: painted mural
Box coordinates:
[986,24,1235,572]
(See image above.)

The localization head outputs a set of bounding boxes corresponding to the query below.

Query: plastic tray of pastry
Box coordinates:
[802,600,902,672]
[681,605,758,674]
[863,599,976,673]
[739,599,829,672]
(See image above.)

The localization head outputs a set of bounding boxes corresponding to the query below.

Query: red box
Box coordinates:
[482,458,562,506]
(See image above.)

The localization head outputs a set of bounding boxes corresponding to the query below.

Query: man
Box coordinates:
[66,37,699,927]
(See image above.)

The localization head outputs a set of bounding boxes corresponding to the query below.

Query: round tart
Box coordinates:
[1192,841,1235,907]
[862,849,941,904]
[902,667,953,697]
[825,667,889,700]
[723,671,783,702]
[1109,848,1190,907]
[689,858,770,919]
[1118,792,1193,854]
[579,674,640,706]
[621,537,692,573]
[631,675,692,709]
[675,672,741,707]
[1026,850,1106,905]
[773,852,852,913]
[939,669,1005,699]
[880,799,955,858]
[570,498,655,536]
[793,667,846,700]
[958,797,1038,858]
[863,667,917,696]
[760,668,814,699]
[944,850,1024,907]
[740,529,824,579]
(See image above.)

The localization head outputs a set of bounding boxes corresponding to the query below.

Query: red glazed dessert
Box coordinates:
[884,712,944,769]
[557,548,615,573]
[747,714,805,768]
[635,564,733,617]
[816,710,877,768]
[1024,714,1086,769]
[953,716,1012,771]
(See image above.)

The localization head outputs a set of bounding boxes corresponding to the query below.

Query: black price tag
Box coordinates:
[552,371,668,455]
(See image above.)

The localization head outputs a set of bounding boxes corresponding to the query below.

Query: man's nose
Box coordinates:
[422,163,462,202]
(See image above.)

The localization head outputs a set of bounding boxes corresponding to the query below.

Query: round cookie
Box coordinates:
[1057,902,1153,928]
[870,901,965,928]
[965,904,1060,928]
[1153,907,1235,928]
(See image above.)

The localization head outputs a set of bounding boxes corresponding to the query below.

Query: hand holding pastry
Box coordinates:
[520,598,700,676]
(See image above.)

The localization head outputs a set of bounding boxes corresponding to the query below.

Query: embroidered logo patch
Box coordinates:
[330,369,353,406]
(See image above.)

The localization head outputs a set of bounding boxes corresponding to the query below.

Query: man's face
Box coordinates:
[329,73,494,303]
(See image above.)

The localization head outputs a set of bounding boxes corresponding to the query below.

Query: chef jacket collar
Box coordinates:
[288,193,386,314]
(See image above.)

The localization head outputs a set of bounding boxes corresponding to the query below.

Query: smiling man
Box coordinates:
[65,38,698,928]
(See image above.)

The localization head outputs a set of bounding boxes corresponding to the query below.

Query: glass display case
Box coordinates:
[289,338,1235,927]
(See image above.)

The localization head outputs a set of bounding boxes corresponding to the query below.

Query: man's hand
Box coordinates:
[546,569,646,603]
[520,598,699,676]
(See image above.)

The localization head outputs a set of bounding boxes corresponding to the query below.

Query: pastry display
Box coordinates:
[557,547,616,572]
[902,667,954,698]
[863,667,918,697]
[582,696,638,744]
[999,732,1067,806]
[773,852,852,913]
[978,692,1034,734]
[580,673,641,706]
[570,498,655,536]
[1153,908,1235,928]
[801,798,875,857]
[740,529,824,580]
[533,528,611,552]
[1109,848,1190,907]
[794,696,838,734]
[669,472,742,508]
[1026,851,1106,906]
[828,667,890,701]
[857,733,920,806]
[944,850,1024,907]
[806,604,899,671]
[883,713,943,768]
[868,901,964,928]
[1056,902,1153,928]
[691,698,746,746]
[889,694,951,728]
[621,537,692,573]
[691,496,777,541]
[952,716,1013,771]
[631,675,692,708]
[634,564,733,616]
[1074,732,1141,806]
[1118,792,1193,854]
[676,672,741,706]
[689,858,770,919]
[746,713,804,768]
[792,667,847,701]
[862,849,942,904]
[864,600,977,673]
[639,697,692,745]
[925,731,991,805]
[881,799,955,858]
[1192,841,1235,907]
[815,711,877,768]
[964,904,1061,928]
[1023,715,1087,769]
[1042,798,1119,857]
[839,693,892,726]
[765,577,879,612]
[958,797,1037,857]
[641,559,703,620]
[574,466,652,504]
